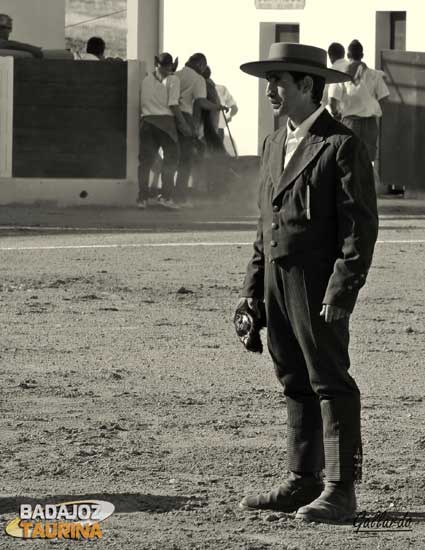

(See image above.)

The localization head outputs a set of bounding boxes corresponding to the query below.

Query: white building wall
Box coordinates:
[0,0,65,49]
[162,0,425,155]
[127,0,159,72]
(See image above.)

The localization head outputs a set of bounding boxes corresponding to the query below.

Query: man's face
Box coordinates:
[266,71,307,118]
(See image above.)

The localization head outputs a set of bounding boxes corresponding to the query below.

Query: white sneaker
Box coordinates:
[156,195,180,210]
[137,200,147,209]
[162,198,180,210]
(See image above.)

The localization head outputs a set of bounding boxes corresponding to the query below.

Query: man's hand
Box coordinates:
[320,304,350,323]
[177,120,193,137]
[237,297,262,319]
[234,297,265,353]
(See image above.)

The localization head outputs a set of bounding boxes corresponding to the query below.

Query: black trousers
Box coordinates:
[138,121,179,201]
[342,116,378,162]
[175,113,196,201]
[265,257,362,482]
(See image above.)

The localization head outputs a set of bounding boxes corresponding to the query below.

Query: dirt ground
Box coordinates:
[0,208,424,549]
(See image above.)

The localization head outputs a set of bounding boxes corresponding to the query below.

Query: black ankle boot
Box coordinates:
[295,480,357,523]
[239,472,324,512]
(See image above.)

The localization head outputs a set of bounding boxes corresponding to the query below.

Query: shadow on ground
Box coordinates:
[0,493,202,515]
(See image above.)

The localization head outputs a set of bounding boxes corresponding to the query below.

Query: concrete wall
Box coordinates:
[0,0,65,49]
[0,60,142,206]
[161,0,425,155]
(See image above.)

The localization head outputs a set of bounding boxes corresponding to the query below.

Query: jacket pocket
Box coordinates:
[302,166,313,221]
[305,183,311,220]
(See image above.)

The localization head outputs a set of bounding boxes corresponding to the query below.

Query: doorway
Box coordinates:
[375,11,406,193]
[375,11,406,68]
[275,24,299,44]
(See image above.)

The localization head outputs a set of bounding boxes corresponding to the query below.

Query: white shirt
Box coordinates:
[284,105,326,168]
[175,66,207,115]
[76,52,100,61]
[216,84,237,129]
[332,58,350,72]
[322,58,349,107]
[141,72,180,117]
[329,67,390,118]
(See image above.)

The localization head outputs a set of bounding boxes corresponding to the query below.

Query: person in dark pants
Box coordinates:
[138,53,191,209]
[328,40,389,162]
[236,43,378,523]
[174,53,223,205]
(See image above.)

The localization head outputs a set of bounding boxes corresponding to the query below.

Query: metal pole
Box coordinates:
[221,107,238,159]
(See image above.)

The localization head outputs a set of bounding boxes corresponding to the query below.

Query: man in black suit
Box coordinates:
[237,43,378,523]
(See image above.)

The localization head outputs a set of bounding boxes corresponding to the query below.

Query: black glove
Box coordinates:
[233,300,266,353]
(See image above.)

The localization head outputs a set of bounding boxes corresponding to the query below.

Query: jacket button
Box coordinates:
[270,240,278,247]
[271,222,278,229]
[272,205,280,212]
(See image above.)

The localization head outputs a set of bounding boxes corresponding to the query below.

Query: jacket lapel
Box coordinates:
[271,111,331,202]
[268,126,287,187]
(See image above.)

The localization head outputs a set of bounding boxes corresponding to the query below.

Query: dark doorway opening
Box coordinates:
[375,11,406,194]
[390,12,406,51]
[275,24,300,44]
[375,11,406,68]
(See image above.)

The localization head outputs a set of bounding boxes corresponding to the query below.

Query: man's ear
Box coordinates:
[303,75,314,94]
[154,56,159,66]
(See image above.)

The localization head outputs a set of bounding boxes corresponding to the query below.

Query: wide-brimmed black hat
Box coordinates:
[240,42,351,83]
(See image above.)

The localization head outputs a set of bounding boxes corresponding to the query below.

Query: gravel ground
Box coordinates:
[0,216,424,549]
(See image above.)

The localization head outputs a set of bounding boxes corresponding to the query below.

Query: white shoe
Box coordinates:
[137,200,147,209]
[155,195,180,210]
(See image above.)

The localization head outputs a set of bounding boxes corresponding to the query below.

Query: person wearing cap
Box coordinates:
[138,52,190,209]
[236,42,378,523]
[0,14,43,58]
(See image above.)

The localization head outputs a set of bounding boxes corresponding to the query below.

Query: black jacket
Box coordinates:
[242,109,378,313]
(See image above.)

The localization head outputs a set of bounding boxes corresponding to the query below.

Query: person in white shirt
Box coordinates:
[174,53,223,204]
[322,43,349,107]
[86,37,105,60]
[327,42,349,72]
[328,39,389,162]
[216,83,238,156]
[138,52,190,209]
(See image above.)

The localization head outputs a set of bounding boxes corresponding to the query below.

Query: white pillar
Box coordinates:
[0,58,14,178]
[127,0,160,71]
